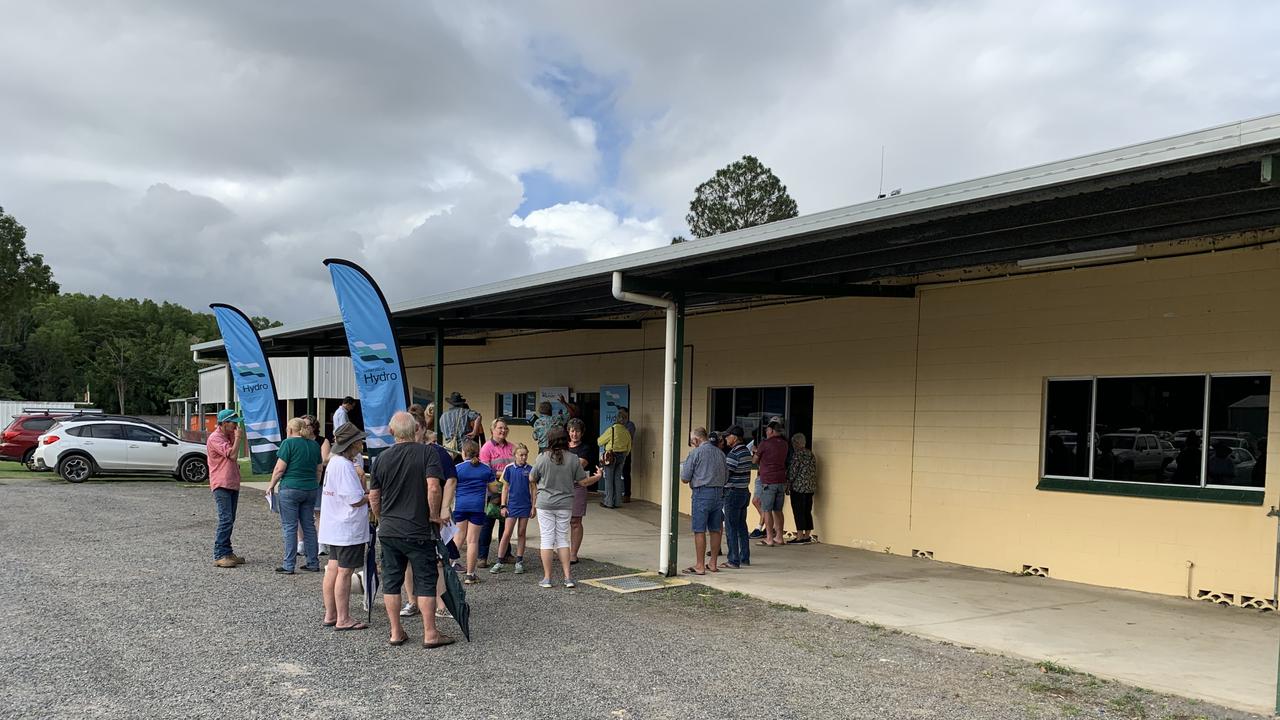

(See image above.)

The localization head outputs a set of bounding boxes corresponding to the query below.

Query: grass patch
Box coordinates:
[768,602,808,612]
[1109,692,1149,719]
[1026,680,1076,699]
[725,590,748,599]
[1036,660,1078,676]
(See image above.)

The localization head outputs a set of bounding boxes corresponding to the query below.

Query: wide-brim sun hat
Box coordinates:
[332,422,366,454]
[446,391,467,406]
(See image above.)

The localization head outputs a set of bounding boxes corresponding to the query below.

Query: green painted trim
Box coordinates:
[1037,476,1264,505]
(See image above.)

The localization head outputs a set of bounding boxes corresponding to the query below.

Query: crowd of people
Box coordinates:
[680,420,819,574]
[204,392,647,646]
[203,396,819,642]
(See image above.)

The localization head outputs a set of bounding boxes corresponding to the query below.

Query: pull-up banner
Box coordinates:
[323,259,409,449]
[210,303,283,474]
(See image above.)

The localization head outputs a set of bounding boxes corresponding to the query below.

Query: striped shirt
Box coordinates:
[725,443,752,489]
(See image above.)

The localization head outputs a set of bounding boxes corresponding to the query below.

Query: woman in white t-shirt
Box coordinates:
[319,424,371,631]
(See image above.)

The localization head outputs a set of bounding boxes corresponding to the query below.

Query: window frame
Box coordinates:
[1038,372,1269,505]
[707,384,815,448]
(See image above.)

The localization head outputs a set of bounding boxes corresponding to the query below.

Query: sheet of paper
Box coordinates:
[439,522,458,547]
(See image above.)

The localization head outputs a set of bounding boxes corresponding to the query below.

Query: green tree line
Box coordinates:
[0,206,275,414]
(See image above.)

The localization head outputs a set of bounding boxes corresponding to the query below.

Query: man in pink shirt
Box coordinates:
[208,409,245,568]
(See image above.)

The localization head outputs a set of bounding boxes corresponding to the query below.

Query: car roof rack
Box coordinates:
[59,413,147,423]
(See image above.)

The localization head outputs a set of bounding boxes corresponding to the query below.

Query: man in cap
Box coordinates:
[370,411,454,648]
[721,425,753,568]
[679,426,727,575]
[208,409,245,569]
[437,391,480,456]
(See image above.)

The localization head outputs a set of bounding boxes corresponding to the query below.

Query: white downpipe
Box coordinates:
[611,272,677,575]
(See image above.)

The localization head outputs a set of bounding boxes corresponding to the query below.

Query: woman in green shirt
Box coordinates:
[267,417,324,574]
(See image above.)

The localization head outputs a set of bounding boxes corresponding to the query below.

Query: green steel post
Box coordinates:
[434,328,445,413]
[306,346,315,416]
[666,297,685,577]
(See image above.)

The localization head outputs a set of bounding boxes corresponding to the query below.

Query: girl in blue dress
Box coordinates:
[490,444,535,575]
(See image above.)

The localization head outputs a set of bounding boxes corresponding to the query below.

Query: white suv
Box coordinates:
[33,418,209,484]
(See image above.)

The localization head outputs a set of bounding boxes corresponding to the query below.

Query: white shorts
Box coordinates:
[537,509,572,550]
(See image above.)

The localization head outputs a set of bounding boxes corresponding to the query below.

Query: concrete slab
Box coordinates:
[578,500,1280,716]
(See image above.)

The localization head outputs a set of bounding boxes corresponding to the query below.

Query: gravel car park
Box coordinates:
[0,476,1260,720]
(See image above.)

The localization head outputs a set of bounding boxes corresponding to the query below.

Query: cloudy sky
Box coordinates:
[1,1,1278,323]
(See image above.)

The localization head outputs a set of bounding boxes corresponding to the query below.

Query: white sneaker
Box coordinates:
[514,561,525,574]
[489,562,505,574]
[399,602,419,617]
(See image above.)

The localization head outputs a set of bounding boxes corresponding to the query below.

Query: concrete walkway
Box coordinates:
[579,500,1279,715]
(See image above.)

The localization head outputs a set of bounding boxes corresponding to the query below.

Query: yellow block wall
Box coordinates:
[910,245,1280,599]
[396,244,1278,598]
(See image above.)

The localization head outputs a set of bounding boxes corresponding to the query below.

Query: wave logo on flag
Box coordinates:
[233,361,267,379]
[324,259,409,450]
[354,340,395,365]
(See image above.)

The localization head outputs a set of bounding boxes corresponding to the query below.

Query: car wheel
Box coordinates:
[58,454,93,483]
[179,456,208,484]
[22,448,37,471]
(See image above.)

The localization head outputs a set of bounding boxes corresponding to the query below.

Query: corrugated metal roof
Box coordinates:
[193,112,1280,354]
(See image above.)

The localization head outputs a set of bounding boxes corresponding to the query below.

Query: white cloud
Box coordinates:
[511,202,668,262]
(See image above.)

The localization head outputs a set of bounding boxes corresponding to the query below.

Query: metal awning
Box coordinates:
[193,113,1280,360]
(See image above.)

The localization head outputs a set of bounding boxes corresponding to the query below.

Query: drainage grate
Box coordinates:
[582,572,692,594]
[1020,565,1049,577]
[912,549,934,559]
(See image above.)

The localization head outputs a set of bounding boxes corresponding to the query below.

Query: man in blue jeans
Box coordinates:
[680,426,727,575]
[721,425,752,568]
[207,409,244,569]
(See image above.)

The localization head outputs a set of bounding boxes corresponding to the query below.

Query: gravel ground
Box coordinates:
[0,476,1264,720]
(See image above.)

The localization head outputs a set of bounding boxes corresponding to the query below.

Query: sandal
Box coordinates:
[388,634,408,646]
[681,566,705,576]
[424,634,457,649]
[322,620,337,627]
[335,622,369,631]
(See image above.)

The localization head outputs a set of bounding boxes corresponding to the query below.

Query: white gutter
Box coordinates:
[612,271,678,576]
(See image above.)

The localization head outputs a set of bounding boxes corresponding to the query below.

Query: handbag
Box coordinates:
[601,426,616,466]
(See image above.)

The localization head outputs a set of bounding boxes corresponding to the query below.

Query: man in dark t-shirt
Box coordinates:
[369,411,453,648]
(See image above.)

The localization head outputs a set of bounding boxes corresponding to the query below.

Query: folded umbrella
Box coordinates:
[362,522,379,624]
[435,536,471,642]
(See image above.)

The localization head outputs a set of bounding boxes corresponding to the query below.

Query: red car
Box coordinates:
[1,412,72,469]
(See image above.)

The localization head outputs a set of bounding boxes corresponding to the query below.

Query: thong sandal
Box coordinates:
[335,622,369,632]
[388,634,408,646]
[681,566,705,576]
[424,634,457,649]
[322,620,337,627]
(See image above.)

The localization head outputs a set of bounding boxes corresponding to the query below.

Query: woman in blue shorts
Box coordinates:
[452,439,494,585]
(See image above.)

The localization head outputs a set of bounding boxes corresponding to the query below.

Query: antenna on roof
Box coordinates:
[877,145,886,199]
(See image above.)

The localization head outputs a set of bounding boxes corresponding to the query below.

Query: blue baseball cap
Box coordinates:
[216,409,241,423]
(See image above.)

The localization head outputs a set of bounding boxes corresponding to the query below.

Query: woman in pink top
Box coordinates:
[478,419,517,566]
